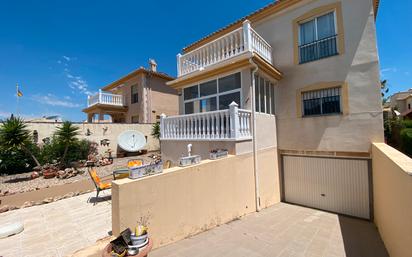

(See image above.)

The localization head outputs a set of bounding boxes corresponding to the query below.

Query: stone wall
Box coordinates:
[26,122,159,157]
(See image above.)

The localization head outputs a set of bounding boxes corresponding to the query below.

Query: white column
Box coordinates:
[160,113,166,139]
[229,101,240,139]
[177,54,182,77]
[243,20,252,52]
[98,89,102,104]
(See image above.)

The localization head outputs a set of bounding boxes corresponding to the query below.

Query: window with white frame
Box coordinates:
[254,74,275,115]
[299,11,338,64]
[183,73,241,114]
[302,87,341,116]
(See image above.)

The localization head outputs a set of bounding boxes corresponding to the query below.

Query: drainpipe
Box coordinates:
[249,57,260,212]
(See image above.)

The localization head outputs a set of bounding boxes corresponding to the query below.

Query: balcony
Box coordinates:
[87,90,124,107]
[160,102,251,141]
[177,20,272,77]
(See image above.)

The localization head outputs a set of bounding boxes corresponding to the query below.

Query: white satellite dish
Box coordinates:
[117,130,146,152]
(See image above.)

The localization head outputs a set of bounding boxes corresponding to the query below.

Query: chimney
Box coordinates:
[149,59,157,72]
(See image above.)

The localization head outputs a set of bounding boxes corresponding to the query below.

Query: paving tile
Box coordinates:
[0,191,111,257]
[151,203,388,257]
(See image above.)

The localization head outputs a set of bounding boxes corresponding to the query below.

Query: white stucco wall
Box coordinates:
[26,122,159,157]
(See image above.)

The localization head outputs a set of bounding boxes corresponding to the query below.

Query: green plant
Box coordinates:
[0,116,41,167]
[54,121,80,167]
[151,122,160,140]
[400,128,412,156]
[401,119,412,128]
[39,137,91,166]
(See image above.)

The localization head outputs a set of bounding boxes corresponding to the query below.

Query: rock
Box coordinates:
[31,171,40,179]
[42,197,53,204]
[9,206,19,211]
[35,187,40,190]
[21,201,34,208]
[33,165,42,171]
[3,190,9,196]
[64,192,75,198]
[0,205,9,213]
[43,169,56,179]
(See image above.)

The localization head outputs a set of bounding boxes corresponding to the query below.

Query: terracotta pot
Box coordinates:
[102,238,153,257]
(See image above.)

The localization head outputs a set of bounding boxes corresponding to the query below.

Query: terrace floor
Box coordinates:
[151,203,389,257]
[0,191,112,257]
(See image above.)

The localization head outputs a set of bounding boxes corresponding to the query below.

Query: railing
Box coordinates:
[177,20,273,77]
[299,35,338,64]
[87,90,124,107]
[160,102,252,141]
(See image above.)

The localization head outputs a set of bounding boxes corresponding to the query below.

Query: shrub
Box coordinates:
[401,119,412,128]
[400,128,412,157]
[39,137,92,166]
[0,143,40,175]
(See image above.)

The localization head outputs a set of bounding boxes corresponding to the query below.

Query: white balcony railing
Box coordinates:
[177,20,272,77]
[87,90,124,107]
[160,102,252,141]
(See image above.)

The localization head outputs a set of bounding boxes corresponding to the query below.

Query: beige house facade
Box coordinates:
[82,60,178,124]
[159,0,383,219]
[389,89,412,118]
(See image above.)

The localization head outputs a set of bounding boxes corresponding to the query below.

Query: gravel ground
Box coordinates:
[0,152,160,195]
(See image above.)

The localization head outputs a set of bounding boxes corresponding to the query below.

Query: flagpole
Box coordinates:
[16,83,19,117]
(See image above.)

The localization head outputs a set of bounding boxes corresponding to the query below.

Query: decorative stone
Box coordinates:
[0,205,9,213]
[42,197,53,204]
[33,165,42,171]
[31,172,40,179]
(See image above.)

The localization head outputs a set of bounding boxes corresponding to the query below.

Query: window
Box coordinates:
[183,73,242,114]
[254,74,275,115]
[409,103,411,110]
[131,85,139,104]
[302,87,341,116]
[218,73,241,93]
[299,11,337,64]
[131,115,139,123]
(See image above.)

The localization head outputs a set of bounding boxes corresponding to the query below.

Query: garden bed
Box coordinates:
[0,152,160,196]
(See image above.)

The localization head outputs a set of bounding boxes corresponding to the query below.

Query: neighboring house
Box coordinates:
[82,60,178,123]
[160,0,383,219]
[388,89,412,119]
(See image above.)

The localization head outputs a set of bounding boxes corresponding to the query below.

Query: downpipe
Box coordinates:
[249,57,260,212]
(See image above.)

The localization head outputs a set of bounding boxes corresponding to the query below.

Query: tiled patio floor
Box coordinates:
[151,203,388,257]
[0,191,111,257]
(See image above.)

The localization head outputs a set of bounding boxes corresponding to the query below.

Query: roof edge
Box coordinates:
[102,68,175,91]
[182,0,380,54]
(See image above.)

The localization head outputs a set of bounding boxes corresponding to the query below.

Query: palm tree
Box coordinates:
[0,116,41,166]
[55,121,79,167]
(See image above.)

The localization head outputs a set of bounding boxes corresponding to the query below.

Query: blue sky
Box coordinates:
[0,0,410,121]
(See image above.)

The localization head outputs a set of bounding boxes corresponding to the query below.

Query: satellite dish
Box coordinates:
[117,130,146,152]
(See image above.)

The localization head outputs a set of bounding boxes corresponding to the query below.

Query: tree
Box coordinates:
[381,79,389,104]
[55,121,80,167]
[0,116,41,166]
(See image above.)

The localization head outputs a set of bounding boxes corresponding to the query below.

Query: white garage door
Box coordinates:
[282,155,370,219]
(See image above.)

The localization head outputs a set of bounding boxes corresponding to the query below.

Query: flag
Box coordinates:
[16,84,23,97]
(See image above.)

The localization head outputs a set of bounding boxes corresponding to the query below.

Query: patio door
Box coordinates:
[282,155,371,219]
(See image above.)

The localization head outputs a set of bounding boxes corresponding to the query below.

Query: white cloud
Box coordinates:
[0,111,11,118]
[380,67,398,78]
[62,55,71,62]
[64,69,94,96]
[31,94,82,108]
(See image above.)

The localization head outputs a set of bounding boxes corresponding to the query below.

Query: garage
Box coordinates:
[282,155,371,219]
